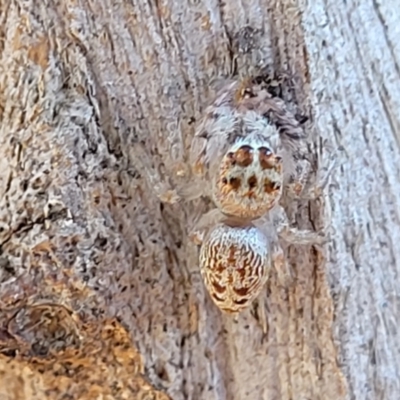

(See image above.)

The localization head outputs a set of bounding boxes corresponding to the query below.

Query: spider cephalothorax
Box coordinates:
[199,222,271,313]
[212,137,283,219]
[190,77,311,203]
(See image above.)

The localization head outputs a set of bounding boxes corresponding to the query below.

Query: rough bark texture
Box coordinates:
[0,0,399,399]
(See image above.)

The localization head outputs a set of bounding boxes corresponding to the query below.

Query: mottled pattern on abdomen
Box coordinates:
[199,224,271,313]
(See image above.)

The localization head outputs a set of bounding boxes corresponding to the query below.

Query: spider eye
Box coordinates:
[239,144,253,152]
[225,145,254,168]
[258,146,272,156]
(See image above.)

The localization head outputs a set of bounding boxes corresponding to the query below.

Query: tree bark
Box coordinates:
[0,0,399,399]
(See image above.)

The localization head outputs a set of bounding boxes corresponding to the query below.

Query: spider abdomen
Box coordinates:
[199,223,270,313]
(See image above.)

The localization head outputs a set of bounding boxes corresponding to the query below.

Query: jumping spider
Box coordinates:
[156,75,334,313]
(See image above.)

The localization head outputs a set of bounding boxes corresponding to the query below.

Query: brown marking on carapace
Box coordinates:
[229,177,241,190]
[234,145,253,167]
[248,175,257,189]
[264,179,280,194]
[246,175,258,199]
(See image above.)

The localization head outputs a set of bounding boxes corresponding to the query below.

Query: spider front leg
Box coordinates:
[285,146,336,201]
[252,216,291,287]
[271,241,292,287]
[132,141,210,205]
[252,239,289,335]
[285,157,313,198]
[156,177,209,205]
[271,204,327,246]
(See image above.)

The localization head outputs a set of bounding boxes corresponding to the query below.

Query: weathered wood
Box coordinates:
[0,0,399,399]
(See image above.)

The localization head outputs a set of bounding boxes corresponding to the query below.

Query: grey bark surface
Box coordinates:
[0,0,399,399]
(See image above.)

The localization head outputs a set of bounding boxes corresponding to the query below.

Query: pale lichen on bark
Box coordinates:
[0,0,399,399]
